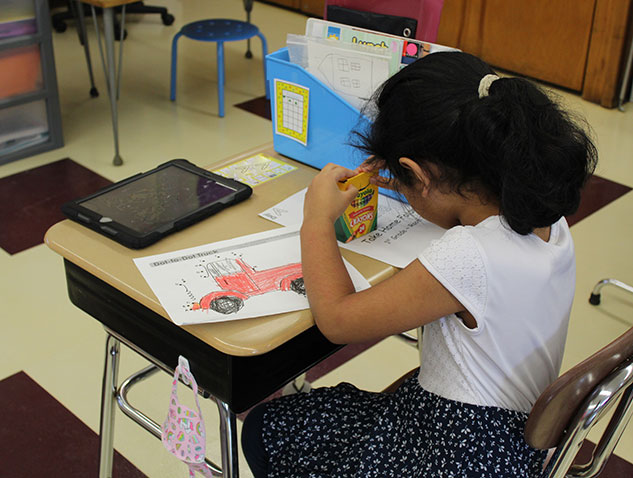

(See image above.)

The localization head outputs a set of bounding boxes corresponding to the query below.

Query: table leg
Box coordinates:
[72,0,98,97]
[102,8,123,165]
[91,6,123,165]
[215,398,239,478]
[99,333,121,478]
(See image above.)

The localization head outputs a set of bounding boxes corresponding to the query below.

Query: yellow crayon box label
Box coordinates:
[335,172,378,243]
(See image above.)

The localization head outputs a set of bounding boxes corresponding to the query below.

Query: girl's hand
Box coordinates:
[304,163,359,224]
[359,157,395,191]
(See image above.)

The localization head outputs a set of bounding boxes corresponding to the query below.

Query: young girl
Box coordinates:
[242,51,597,477]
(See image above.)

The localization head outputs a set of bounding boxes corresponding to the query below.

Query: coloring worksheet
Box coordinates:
[213,154,297,187]
[259,189,446,268]
[134,225,370,325]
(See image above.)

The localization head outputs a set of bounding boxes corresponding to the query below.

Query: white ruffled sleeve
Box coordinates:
[418,227,488,321]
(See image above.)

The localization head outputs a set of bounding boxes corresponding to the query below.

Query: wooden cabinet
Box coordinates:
[0,0,63,164]
[299,0,325,17]
[260,0,632,107]
[260,0,325,18]
[437,0,633,107]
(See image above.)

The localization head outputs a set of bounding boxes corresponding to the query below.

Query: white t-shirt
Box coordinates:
[417,216,575,413]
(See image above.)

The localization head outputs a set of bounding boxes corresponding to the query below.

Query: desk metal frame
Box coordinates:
[80,0,259,165]
[64,259,342,478]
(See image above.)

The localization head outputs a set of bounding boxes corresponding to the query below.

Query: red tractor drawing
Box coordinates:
[191,258,305,314]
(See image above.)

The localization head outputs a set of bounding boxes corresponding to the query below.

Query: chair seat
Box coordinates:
[180,19,260,43]
[170,18,268,117]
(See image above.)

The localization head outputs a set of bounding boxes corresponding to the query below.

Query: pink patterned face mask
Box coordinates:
[162,356,213,478]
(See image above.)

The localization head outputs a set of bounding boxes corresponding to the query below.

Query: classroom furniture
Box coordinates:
[257,0,631,108]
[170,19,269,118]
[79,0,139,166]
[0,0,63,165]
[384,325,633,478]
[436,0,633,108]
[45,144,398,478]
[324,0,445,43]
[589,279,633,306]
[265,0,325,17]
[76,0,263,166]
[51,0,174,35]
[66,0,99,98]
[524,325,633,477]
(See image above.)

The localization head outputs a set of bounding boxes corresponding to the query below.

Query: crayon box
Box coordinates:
[335,171,378,243]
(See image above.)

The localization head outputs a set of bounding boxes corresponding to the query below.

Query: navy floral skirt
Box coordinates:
[261,373,547,477]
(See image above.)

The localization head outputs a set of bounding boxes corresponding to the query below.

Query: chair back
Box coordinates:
[525,326,633,477]
[323,0,445,43]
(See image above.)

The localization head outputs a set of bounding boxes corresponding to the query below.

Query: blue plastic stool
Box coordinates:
[170,19,269,117]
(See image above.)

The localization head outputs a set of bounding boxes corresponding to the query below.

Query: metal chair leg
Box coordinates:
[589,278,633,305]
[244,0,253,58]
[217,41,225,117]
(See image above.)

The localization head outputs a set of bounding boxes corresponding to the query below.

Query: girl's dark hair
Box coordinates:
[355,51,597,235]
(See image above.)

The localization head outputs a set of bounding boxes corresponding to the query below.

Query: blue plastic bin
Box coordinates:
[265,48,370,171]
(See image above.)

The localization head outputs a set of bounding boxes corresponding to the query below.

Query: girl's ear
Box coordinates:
[399,157,431,195]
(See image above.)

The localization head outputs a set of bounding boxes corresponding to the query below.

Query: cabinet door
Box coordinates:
[270,0,300,9]
[300,0,325,17]
[437,0,596,91]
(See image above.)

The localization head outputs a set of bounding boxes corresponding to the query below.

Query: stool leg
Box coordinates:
[257,32,269,99]
[217,41,225,117]
[170,32,182,101]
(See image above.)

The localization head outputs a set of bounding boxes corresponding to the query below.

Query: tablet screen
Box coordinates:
[79,165,236,234]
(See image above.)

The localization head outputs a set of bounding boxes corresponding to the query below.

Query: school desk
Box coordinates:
[45,143,398,478]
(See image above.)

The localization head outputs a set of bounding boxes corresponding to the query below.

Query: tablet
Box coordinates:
[61,159,253,249]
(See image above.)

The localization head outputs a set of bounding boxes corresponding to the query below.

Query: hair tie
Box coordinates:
[478,74,500,99]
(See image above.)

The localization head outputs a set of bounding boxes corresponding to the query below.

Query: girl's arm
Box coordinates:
[301,164,465,345]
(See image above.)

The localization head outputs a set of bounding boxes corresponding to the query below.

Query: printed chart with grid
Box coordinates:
[274,80,309,145]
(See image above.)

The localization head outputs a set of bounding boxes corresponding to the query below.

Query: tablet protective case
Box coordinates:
[61,159,253,249]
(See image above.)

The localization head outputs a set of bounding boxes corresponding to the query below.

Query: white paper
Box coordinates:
[259,189,446,268]
[134,225,370,325]
[306,38,390,110]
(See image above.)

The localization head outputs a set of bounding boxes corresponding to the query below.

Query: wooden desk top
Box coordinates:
[45,145,397,357]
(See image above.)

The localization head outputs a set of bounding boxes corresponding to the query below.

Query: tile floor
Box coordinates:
[2,0,633,476]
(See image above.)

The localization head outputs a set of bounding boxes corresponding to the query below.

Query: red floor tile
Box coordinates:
[567,175,631,227]
[0,371,146,477]
[234,96,271,120]
[0,159,112,255]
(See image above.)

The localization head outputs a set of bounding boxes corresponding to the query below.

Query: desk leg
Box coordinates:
[99,334,120,478]
[102,8,123,166]
[91,6,124,166]
[215,398,239,478]
[72,0,98,97]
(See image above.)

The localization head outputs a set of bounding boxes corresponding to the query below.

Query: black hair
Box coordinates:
[355,51,597,235]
